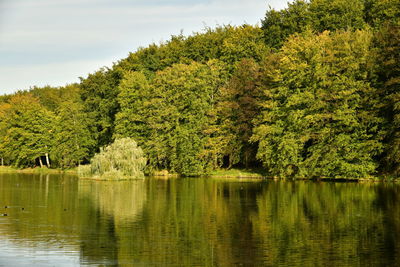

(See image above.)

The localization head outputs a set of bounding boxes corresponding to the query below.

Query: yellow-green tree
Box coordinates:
[115,61,227,175]
[51,100,95,168]
[374,22,400,174]
[0,94,55,167]
[252,30,383,178]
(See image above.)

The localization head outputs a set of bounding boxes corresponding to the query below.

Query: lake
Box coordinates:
[0,173,399,266]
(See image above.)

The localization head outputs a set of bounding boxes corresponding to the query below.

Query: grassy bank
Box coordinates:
[150,168,266,179]
[0,166,77,174]
[1,166,397,182]
[207,169,400,182]
[207,168,267,179]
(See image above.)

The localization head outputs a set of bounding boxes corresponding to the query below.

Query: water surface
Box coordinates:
[0,173,399,266]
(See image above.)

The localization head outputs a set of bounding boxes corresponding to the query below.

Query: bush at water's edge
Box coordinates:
[78,138,146,180]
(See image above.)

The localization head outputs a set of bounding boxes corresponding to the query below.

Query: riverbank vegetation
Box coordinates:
[78,138,146,180]
[0,166,76,174]
[0,0,399,179]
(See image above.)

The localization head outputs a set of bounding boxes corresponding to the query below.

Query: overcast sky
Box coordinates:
[0,0,288,95]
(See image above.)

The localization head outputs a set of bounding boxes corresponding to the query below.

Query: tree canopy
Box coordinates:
[1,0,400,178]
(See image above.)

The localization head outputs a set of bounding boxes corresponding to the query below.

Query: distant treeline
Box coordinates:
[0,0,399,178]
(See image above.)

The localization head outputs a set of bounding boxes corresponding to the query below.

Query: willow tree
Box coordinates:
[78,138,146,179]
[252,30,383,178]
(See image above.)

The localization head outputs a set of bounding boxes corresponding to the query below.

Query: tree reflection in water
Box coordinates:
[0,174,399,266]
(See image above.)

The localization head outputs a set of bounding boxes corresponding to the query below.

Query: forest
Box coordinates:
[0,0,399,178]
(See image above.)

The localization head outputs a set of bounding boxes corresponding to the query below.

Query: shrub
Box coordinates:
[78,138,146,179]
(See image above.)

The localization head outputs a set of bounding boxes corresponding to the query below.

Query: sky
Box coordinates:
[0,0,288,95]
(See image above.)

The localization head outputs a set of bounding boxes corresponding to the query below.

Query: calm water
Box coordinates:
[0,173,399,266]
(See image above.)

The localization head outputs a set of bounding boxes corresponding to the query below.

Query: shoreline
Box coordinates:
[0,166,77,175]
[0,166,398,182]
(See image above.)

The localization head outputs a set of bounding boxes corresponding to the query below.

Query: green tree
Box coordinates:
[219,25,269,66]
[30,84,81,111]
[116,61,226,175]
[217,58,262,168]
[262,0,366,49]
[309,0,366,32]
[0,102,11,166]
[253,30,382,178]
[78,138,146,179]
[365,0,400,28]
[0,94,55,167]
[262,0,312,49]
[51,100,95,169]
[119,25,267,74]
[114,71,152,146]
[80,68,122,151]
[374,23,400,174]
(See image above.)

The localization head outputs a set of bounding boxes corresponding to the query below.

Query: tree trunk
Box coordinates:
[45,153,50,168]
[1,158,3,166]
[244,151,249,169]
[39,157,43,168]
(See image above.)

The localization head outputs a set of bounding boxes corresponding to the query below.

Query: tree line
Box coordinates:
[0,0,399,178]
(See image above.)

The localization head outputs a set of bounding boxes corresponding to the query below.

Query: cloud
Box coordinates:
[0,0,289,94]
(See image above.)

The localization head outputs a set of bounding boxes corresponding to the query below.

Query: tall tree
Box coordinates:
[80,68,122,151]
[0,94,55,167]
[0,102,11,166]
[217,58,262,168]
[262,0,366,49]
[114,71,152,145]
[309,0,366,32]
[30,84,80,111]
[252,30,382,178]
[115,61,226,175]
[119,25,268,74]
[151,61,225,175]
[262,0,312,49]
[51,100,95,168]
[365,0,400,28]
[374,22,400,174]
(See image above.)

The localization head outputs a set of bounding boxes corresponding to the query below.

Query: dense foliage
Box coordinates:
[252,30,382,178]
[78,138,146,179]
[1,0,399,178]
